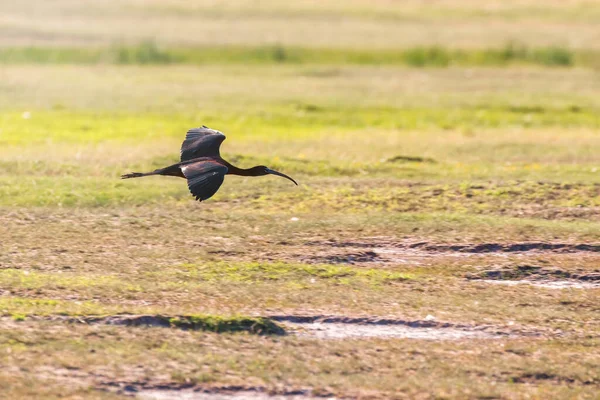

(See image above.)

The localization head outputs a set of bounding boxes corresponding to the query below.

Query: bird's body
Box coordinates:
[121,126,297,201]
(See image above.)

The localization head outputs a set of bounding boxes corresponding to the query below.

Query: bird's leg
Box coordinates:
[121,163,185,179]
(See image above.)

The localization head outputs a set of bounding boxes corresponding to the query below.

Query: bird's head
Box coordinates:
[253,165,298,185]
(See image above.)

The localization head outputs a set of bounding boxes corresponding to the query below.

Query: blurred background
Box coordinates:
[1,0,600,216]
[1,0,600,208]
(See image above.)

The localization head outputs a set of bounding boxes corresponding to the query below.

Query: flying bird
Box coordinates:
[121,126,297,201]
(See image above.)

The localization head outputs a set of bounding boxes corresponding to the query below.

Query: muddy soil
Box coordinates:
[4,314,551,339]
[307,240,600,254]
[294,240,600,269]
[136,389,330,400]
[270,315,548,339]
[282,322,497,340]
[467,264,600,289]
[481,279,600,289]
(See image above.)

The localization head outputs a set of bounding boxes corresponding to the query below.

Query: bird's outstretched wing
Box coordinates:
[181,159,228,202]
[180,126,226,162]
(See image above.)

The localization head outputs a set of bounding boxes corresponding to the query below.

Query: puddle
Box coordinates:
[482,279,600,289]
[137,390,324,400]
[470,265,600,289]
[303,241,600,267]
[10,314,544,341]
[310,240,600,254]
[284,321,497,340]
[409,242,600,254]
[270,316,515,340]
[311,251,382,264]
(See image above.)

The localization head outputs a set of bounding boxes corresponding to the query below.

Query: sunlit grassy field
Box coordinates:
[1,1,600,399]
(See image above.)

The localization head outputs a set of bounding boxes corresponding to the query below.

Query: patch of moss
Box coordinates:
[11,313,26,322]
[175,262,415,286]
[168,315,285,335]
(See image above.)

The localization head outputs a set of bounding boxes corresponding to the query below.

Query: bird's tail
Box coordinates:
[120,171,157,179]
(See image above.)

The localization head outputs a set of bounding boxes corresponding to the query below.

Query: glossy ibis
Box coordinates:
[121,126,298,202]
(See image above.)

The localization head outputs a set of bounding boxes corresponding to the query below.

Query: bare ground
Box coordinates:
[2,207,599,399]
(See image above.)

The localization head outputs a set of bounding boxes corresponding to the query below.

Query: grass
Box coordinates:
[0,256,598,332]
[0,298,121,317]
[159,262,414,284]
[0,43,586,67]
[6,312,285,335]
[97,0,600,22]
[0,262,414,301]
[3,108,600,150]
[3,64,600,112]
[3,174,600,218]
[0,323,598,399]
[6,0,600,51]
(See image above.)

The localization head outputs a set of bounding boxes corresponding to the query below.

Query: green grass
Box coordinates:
[0,262,414,300]
[3,106,600,147]
[167,262,414,284]
[0,43,586,67]
[2,174,600,213]
[0,298,121,316]
[2,106,600,169]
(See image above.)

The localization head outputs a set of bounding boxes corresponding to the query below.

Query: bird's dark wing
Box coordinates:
[180,126,226,162]
[181,159,228,202]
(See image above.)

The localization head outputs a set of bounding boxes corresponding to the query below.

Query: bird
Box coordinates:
[121,126,298,202]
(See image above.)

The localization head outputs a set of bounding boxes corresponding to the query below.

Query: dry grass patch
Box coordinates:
[0,321,598,399]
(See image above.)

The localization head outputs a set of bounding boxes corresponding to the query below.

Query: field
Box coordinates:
[1,1,600,399]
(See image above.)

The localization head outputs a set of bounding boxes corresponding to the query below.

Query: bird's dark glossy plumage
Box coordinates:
[121,126,297,202]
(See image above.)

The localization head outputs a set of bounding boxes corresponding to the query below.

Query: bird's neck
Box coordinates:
[220,159,256,176]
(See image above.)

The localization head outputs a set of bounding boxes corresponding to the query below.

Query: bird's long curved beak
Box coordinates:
[266,168,298,185]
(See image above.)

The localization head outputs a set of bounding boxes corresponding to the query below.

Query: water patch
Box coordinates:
[9,314,545,341]
[305,240,600,267]
[310,251,382,264]
[311,240,600,254]
[470,265,600,289]
[285,321,497,340]
[409,242,600,253]
[271,316,516,340]
[137,389,325,400]
[481,279,600,289]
